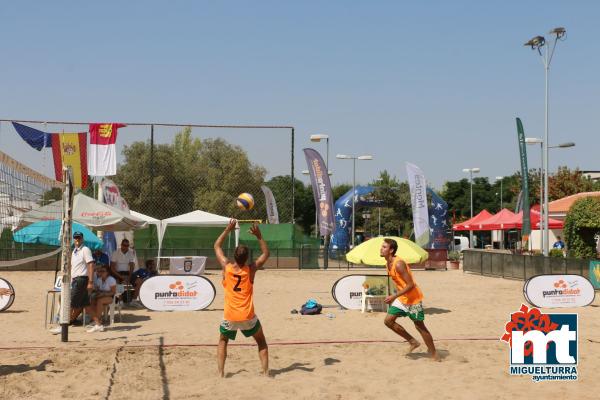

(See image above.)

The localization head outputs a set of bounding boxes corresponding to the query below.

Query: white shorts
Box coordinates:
[220,316,259,331]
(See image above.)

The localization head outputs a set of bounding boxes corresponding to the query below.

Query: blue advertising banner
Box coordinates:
[427,188,450,249]
[303,148,335,237]
[330,185,379,254]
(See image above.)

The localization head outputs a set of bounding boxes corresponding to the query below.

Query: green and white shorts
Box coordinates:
[219,316,261,340]
[387,300,425,321]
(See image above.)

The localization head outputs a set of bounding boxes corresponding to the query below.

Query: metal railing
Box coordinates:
[463,249,591,280]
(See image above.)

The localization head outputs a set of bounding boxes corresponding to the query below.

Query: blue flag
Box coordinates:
[12,122,52,151]
[427,188,450,249]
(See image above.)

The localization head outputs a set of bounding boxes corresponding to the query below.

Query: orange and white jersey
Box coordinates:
[222,263,255,322]
[387,256,424,305]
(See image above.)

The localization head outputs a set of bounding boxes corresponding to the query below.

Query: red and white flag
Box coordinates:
[88,123,126,176]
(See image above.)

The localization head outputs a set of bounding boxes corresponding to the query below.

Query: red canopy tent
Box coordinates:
[510,209,564,230]
[453,209,493,231]
[471,208,518,231]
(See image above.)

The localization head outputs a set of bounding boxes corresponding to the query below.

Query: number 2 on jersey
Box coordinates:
[233,274,242,292]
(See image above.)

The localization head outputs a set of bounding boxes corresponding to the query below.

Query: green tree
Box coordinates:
[369,171,412,237]
[114,128,266,220]
[332,184,352,202]
[441,177,498,219]
[564,197,600,259]
[193,137,266,219]
[549,167,594,201]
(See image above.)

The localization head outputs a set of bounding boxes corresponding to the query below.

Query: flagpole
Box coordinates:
[97,178,104,242]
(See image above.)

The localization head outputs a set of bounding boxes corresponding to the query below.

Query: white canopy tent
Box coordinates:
[130,210,163,246]
[20,193,148,231]
[158,210,238,258]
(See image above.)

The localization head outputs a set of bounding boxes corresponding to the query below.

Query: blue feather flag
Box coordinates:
[427,188,450,249]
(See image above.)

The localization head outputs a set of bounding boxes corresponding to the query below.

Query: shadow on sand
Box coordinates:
[0,360,55,377]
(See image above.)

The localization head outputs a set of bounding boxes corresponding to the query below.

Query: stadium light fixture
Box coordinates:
[553,142,575,148]
[524,26,566,256]
[310,134,329,141]
[525,137,543,144]
[524,35,546,50]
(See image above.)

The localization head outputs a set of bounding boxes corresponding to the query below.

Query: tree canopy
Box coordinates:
[564,197,600,259]
[115,128,266,220]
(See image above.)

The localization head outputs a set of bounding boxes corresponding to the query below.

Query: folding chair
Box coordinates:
[361,287,388,313]
[104,285,125,325]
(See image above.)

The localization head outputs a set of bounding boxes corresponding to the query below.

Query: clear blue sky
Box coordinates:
[0,1,598,190]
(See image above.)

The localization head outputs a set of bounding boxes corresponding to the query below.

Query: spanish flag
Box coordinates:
[51,133,88,189]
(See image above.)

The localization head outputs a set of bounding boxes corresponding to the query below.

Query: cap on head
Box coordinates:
[73,231,83,239]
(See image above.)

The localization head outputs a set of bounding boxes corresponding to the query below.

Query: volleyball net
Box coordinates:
[0,150,66,268]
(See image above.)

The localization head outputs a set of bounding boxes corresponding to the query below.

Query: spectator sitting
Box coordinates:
[110,239,136,285]
[131,259,159,305]
[87,265,117,333]
[93,249,110,269]
[553,236,565,250]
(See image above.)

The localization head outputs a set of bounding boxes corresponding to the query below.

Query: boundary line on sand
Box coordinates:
[0,337,500,351]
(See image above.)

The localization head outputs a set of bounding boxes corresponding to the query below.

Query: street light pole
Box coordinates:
[352,159,357,246]
[496,176,504,209]
[526,137,574,252]
[310,134,332,268]
[337,154,373,248]
[378,207,381,236]
[525,27,566,256]
[463,168,480,248]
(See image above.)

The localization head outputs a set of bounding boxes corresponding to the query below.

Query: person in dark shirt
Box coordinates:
[553,236,565,250]
[93,249,110,269]
[131,259,159,304]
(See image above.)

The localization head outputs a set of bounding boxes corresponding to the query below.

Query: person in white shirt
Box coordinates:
[110,239,137,284]
[87,265,117,333]
[69,231,95,324]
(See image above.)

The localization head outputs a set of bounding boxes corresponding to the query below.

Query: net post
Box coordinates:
[150,124,155,200]
[59,167,74,342]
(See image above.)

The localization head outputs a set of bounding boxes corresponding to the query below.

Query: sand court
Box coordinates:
[1,269,599,399]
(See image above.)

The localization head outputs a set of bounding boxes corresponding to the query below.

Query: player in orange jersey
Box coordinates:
[214,219,270,377]
[380,238,440,361]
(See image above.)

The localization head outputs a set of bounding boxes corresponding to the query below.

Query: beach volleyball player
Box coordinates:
[214,219,270,377]
[380,238,439,361]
